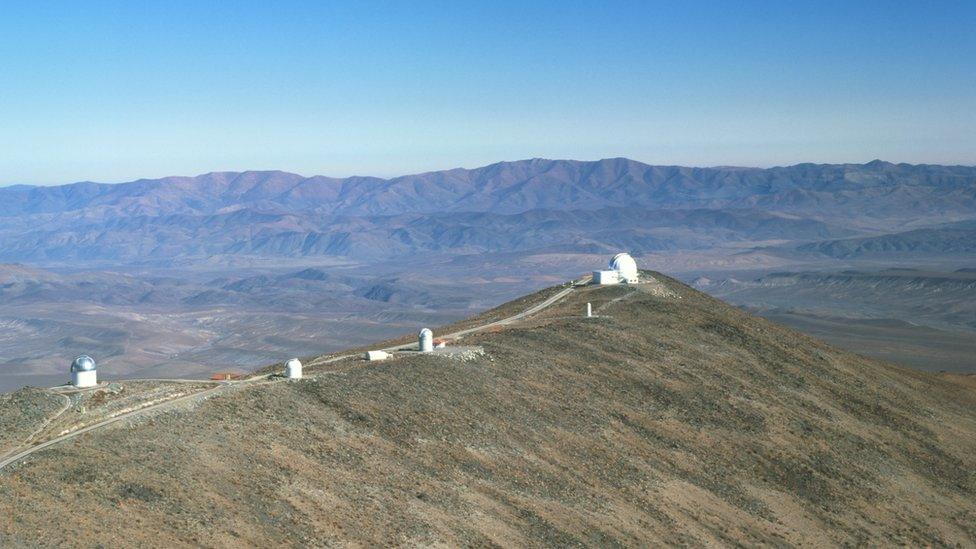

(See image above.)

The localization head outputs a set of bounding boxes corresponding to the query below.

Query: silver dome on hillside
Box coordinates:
[70,355,97,372]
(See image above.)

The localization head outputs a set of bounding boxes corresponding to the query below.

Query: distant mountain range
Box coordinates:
[1,158,974,264]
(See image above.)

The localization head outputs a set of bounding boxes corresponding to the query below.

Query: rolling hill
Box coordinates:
[1,274,973,546]
[796,220,976,259]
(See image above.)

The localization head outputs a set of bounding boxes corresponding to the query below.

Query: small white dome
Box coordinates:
[609,252,638,280]
[285,358,302,379]
[418,328,433,353]
[70,355,96,372]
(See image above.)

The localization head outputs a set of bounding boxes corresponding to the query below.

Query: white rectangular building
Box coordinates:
[593,270,620,285]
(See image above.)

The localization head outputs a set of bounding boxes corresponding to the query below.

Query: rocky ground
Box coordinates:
[0,274,974,546]
[0,388,65,455]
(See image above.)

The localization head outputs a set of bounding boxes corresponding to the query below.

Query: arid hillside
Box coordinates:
[3,159,975,392]
[1,273,974,546]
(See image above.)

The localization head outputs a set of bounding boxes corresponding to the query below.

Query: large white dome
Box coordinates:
[609,253,638,281]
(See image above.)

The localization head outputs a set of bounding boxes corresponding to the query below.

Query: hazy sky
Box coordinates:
[2,1,974,185]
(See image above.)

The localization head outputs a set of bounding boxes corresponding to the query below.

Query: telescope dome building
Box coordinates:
[594,252,640,285]
[419,328,433,353]
[609,252,639,283]
[70,355,98,388]
[285,358,303,379]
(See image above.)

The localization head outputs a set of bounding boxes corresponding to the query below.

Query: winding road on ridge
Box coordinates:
[0,281,582,472]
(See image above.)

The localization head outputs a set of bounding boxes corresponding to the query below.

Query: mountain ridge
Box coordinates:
[10,157,976,191]
[1,158,974,265]
[0,274,973,546]
[3,158,975,218]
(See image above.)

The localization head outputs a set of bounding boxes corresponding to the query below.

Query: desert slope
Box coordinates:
[0,274,974,546]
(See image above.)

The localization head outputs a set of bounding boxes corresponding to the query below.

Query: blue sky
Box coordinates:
[1,1,974,185]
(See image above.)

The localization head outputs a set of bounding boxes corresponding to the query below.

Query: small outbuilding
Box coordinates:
[592,270,620,285]
[365,350,391,361]
[210,371,245,381]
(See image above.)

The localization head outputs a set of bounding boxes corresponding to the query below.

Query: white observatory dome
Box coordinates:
[285,358,302,379]
[70,355,97,372]
[418,328,433,353]
[70,355,98,387]
[609,252,639,283]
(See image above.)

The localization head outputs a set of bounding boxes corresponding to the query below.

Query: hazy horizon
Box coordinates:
[7,157,976,189]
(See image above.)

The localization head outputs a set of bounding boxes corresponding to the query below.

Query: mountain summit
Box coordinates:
[1,274,973,546]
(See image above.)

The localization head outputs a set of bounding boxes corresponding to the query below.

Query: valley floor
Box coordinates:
[758,310,976,373]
